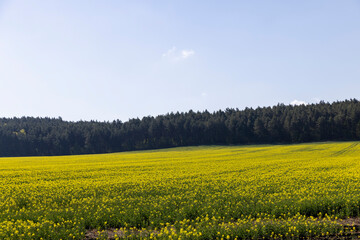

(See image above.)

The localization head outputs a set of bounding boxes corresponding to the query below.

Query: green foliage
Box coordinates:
[0,99,360,156]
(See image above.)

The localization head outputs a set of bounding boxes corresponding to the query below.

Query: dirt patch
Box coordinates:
[84,227,162,240]
[338,217,360,227]
[84,218,360,239]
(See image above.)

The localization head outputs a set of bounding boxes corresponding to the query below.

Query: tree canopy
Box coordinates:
[1,99,360,156]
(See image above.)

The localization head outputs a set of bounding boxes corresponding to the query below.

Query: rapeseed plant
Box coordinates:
[0,142,359,239]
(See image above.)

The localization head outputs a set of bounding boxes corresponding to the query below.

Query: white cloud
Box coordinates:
[162,47,195,61]
[201,92,207,97]
[181,50,194,59]
[290,99,307,106]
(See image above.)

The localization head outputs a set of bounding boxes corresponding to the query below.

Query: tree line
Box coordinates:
[1,99,360,156]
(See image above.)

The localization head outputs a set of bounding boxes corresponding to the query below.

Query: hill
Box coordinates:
[1,99,360,156]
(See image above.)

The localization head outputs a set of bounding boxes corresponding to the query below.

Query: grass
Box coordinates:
[1,142,360,239]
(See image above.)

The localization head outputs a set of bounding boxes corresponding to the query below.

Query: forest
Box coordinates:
[0,99,360,157]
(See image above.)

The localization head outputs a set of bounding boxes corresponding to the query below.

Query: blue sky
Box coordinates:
[0,1,359,121]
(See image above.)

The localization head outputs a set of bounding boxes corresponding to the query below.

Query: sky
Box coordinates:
[0,1,359,122]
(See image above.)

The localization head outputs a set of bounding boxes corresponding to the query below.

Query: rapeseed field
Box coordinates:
[1,142,360,239]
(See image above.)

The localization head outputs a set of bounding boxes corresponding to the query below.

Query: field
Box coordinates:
[1,142,360,239]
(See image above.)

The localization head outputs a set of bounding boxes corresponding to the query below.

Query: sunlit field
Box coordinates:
[1,142,360,239]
